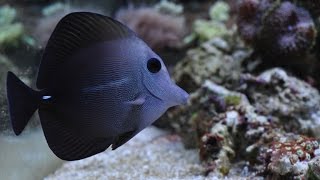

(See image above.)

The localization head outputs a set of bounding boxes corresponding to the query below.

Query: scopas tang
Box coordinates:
[6,12,189,161]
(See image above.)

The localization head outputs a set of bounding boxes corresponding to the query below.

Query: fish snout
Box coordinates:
[179,88,189,105]
[169,84,189,106]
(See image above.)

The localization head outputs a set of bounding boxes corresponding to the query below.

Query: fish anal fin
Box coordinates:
[39,109,112,161]
[112,130,137,150]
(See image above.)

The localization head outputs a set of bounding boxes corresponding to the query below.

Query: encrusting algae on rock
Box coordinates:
[185,1,231,43]
[0,5,24,48]
[240,68,320,136]
[173,34,251,93]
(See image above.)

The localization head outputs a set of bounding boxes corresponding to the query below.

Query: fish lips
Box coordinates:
[157,82,189,107]
[170,84,189,106]
[142,69,189,107]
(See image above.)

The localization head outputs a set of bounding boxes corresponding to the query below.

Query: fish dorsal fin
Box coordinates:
[36,12,134,89]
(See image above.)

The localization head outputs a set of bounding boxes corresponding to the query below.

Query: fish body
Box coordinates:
[6,12,188,161]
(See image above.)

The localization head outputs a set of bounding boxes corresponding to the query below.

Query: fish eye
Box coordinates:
[147,58,161,73]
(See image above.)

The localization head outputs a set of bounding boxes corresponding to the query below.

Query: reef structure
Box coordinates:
[240,68,320,136]
[160,67,320,178]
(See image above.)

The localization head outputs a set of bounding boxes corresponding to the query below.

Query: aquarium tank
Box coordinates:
[1,0,320,179]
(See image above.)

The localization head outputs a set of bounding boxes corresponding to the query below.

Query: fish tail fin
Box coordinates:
[6,71,40,135]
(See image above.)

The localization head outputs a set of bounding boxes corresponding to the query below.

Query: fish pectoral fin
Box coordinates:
[39,110,112,161]
[126,94,146,106]
[112,130,137,150]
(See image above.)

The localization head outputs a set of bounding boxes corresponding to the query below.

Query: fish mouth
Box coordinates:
[144,82,189,106]
[170,84,189,106]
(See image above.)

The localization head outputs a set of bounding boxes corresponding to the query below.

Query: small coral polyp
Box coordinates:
[266,134,320,178]
[269,136,319,163]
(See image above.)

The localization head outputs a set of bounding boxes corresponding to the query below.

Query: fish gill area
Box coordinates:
[1,0,320,179]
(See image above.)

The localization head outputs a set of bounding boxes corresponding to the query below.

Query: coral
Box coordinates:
[174,37,251,93]
[192,20,228,43]
[308,156,320,179]
[160,66,320,176]
[154,0,184,16]
[241,68,320,136]
[159,81,273,169]
[158,80,250,148]
[159,80,275,175]
[237,0,318,65]
[269,135,318,163]
[0,5,24,48]
[265,134,320,179]
[258,2,316,60]
[186,1,231,43]
[209,1,230,22]
[200,123,234,175]
[115,5,186,50]
[237,0,272,44]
